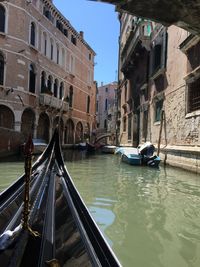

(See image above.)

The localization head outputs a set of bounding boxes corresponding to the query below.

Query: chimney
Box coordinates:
[80,31,84,38]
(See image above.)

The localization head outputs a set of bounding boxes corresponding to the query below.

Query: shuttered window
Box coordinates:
[188,78,200,112]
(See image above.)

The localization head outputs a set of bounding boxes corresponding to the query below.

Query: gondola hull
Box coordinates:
[0,129,121,267]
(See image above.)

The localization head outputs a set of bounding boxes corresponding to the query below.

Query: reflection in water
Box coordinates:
[65,153,200,267]
[0,151,200,267]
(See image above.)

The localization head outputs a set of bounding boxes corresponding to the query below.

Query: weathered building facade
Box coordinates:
[0,0,96,156]
[96,82,117,138]
[118,13,200,173]
[118,13,152,147]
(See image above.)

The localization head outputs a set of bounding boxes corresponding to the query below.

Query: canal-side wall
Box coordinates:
[160,146,200,174]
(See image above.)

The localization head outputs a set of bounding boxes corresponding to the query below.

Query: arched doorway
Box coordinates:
[0,105,14,129]
[75,121,83,143]
[21,108,35,141]
[37,112,50,142]
[65,119,74,144]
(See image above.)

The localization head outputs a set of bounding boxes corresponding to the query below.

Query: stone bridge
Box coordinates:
[91,0,200,34]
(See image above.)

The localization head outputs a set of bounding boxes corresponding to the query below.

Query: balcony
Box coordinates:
[121,22,151,70]
[39,93,69,112]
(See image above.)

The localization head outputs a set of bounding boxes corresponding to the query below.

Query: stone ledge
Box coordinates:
[161,145,200,155]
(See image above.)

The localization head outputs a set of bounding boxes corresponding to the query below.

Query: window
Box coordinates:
[69,86,73,108]
[29,64,36,93]
[71,35,77,45]
[43,32,47,56]
[62,48,65,67]
[0,53,4,85]
[155,99,163,122]
[87,96,90,113]
[41,71,46,93]
[105,99,108,111]
[188,77,200,112]
[56,45,59,64]
[0,5,5,33]
[63,29,68,37]
[43,7,51,20]
[187,41,200,72]
[150,30,168,77]
[89,54,91,60]
[152,44,162,73]
[56,20,63,32]
[70,55,74,73]
[50,39,54,60]
[54,79,58,97]
[105,87,108,93]
[59,82,64,99]
[30,22,36,47]
[47,75,53,92]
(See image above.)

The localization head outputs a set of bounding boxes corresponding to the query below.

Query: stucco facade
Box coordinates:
[0,0,96,156]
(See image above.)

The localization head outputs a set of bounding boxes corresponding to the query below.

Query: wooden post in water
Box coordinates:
[157,109,164,156]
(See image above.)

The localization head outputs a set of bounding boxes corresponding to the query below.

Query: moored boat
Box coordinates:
[120,147,142,165]
[116,142,161,167]
[0,129,121,267]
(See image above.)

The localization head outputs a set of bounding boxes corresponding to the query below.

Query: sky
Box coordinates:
[53,0,119,86]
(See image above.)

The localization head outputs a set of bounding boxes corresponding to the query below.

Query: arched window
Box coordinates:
[50,39,54,60]
[56,44,59,64]
[62,48,65,67]
[70,55,74,73]
[47,75,52,92]
[0,5,5,33]
[0,53,4,85]
[43,32,47,56]
[30,22,36,46]
[59,82,64,99]
[87,96,90,113]
[41,71,46,93]
[29,64,36,93]
[69,86,73,108]
[54,79,58,97]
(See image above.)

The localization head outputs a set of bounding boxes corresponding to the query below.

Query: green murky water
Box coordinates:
[0,151,200,267]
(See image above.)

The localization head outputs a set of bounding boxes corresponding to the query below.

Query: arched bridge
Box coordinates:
[94,133,112,144]
[91,0,200,34]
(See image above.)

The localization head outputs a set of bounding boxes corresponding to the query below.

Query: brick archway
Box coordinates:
[0,104,14,129]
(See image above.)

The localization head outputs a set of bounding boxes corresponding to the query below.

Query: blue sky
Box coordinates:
[53,0,119,86]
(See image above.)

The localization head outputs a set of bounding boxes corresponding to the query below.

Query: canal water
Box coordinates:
[0,151,200,267]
